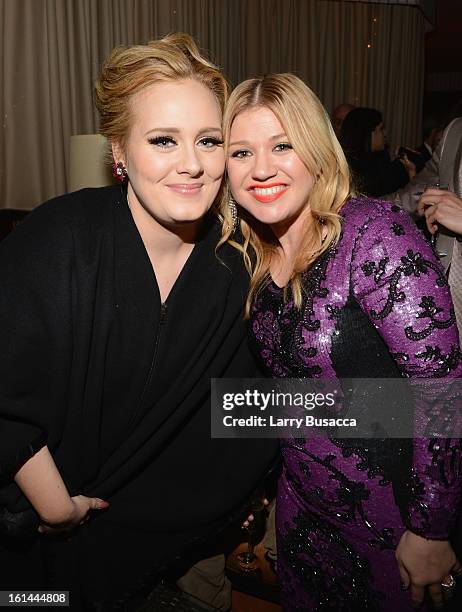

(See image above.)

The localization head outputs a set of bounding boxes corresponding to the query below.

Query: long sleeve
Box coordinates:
[350,202,462,538]
[1,186,279,540]
[0,197,76,512]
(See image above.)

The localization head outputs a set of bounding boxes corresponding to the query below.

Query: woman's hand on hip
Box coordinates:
[38,495,109,534]
[395,530,461,609]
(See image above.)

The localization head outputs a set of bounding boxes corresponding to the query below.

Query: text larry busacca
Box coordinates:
[221,390,357,428]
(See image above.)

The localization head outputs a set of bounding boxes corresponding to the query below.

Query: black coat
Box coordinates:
[0,186,277,604]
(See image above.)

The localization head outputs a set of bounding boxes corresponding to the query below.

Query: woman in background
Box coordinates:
[0,34,276,610]
[341,106,415,197]
[222,73,462,611]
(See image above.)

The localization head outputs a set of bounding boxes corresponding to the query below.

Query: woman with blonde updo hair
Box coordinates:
[0,34,276,609]
[223,73,462,610]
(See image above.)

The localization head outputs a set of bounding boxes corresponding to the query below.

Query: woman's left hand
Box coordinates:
[395,530,461,609]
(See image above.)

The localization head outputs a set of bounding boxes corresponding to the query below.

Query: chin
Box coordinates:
[247,209,286,226]
[169,212,211,225]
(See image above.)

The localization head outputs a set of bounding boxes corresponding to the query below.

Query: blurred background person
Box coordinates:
[418,113,444,161]
[331,103,355,138]
[340,107,416,198]
[395,102,462,218]
[395,114,444,176]
[415,116,462,337]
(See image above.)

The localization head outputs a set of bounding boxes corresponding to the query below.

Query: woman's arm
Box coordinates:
[350,201,462,607]
[351,201,462,536]
[14,446,108,529]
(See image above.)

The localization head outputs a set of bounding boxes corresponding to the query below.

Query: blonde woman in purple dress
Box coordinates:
[220,73,462,611]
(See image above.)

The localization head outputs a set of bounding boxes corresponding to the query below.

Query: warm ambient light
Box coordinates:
[68,134,115,192]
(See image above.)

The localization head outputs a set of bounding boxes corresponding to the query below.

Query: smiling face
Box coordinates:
[227,106,316,234]
[113,78,224,229]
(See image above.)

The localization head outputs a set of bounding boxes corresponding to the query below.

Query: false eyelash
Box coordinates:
[199,137,224,146]
[148,136,176,146]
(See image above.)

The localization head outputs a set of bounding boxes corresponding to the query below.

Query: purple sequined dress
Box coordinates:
[249,198,462,611]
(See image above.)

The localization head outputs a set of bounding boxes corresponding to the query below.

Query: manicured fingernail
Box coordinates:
[400,582,409,591]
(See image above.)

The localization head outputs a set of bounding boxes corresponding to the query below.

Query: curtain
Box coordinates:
[345,0,435,27]
[0,0,425,210]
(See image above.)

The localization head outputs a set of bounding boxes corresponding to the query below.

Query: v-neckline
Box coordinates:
[120,194,212,309]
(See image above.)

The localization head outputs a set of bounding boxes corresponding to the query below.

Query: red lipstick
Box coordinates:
[248,183,288,203]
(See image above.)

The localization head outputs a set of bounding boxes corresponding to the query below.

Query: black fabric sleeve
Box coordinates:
[0,198,73,487]
[0,421,47,477]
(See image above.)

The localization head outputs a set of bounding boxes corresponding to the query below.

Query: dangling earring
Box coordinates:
[112,161,128,183]
[229,197,238,233]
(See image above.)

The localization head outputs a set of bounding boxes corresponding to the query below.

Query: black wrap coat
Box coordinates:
[0,186,277,605]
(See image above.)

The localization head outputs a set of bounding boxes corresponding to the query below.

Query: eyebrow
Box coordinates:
[228,132,288,147]
[144,127,222,137]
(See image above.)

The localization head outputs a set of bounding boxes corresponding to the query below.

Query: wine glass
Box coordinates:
[237,494,268,573]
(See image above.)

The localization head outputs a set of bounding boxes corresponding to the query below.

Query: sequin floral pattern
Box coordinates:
[249,198,462,611]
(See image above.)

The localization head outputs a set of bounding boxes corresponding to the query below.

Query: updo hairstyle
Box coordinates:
[94,33,229,152]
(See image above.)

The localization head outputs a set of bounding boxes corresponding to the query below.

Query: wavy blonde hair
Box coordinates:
[219,73,354,316]
[95,33,229,153]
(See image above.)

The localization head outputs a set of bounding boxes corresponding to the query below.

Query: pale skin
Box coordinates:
[227,107,318,286]
[417,188,462,237]
[14,447,108,532]
[228,105,460,609]
[112,79,224,302]
[14,78,225,533]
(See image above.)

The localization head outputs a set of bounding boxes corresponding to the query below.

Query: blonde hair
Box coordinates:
[95,33,229,152]
[219,73,354,316]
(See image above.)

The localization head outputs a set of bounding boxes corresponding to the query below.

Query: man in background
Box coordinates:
[332,103,355,138]
[396,118,462,334]
[407,114,444,173]
[415,117,462,335]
